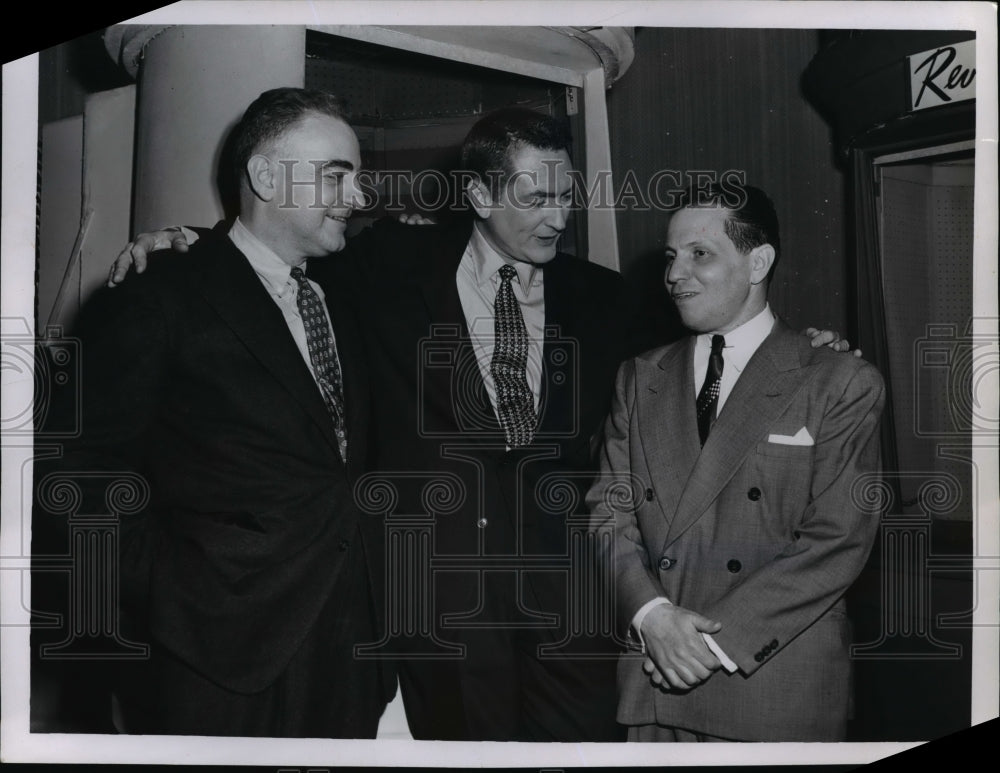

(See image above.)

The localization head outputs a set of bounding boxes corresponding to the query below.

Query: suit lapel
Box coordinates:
[414,220,474,330]
[190,235,342,457]
[536,254,575,437]
[413,220,499,435]
[663,321,808,548]
[638,339,700,527]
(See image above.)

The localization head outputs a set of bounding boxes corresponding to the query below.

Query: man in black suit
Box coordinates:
[327,110,631,741]
[51,88,390,737]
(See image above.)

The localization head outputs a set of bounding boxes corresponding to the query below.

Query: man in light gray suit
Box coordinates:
[587,184,885,741]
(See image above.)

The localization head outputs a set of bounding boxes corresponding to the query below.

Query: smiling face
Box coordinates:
[470,145,573,266]
[256,112,364,261]
[664,206,772,334]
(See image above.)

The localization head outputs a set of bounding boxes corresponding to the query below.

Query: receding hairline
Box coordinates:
[254,111,356,161]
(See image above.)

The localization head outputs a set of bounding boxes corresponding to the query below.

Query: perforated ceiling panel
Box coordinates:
[306,56,483,120]
[304,57,376,117]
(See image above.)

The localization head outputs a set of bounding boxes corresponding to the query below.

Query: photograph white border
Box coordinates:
[3,1,997,767]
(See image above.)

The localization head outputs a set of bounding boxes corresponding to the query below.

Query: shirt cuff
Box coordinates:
[628,597,672,652]
[176,225,200,245]
[703,633,738,673]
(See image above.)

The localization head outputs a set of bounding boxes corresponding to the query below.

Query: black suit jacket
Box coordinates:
[56,231,381,694]
[310,217,630,633]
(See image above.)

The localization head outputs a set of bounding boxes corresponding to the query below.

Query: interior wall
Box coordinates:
[75,86,136,328]
[607,28,847,353]
[132,26,306,234]
[38,30,132,125]
[879,159,975,521]
[37,116,83,332]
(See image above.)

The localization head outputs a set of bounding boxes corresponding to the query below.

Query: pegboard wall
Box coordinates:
[303,29,582,249]
[929,178,975,324]
[304,31,556,123]
[306,56,484,121]
[878,160,975,519]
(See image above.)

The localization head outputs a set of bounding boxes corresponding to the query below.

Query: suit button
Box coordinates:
[658,556,675,571]
[645,488,654,502]
[338,539,350,551]
[477,518,488,529]
[726,559,742,573]
[754,652,764,663]
[747,487,762,501]
[770,639,778,649]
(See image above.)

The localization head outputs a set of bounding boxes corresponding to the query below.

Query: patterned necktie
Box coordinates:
[290,266,348,462]
[696,334,726,446]
[491,263,536,448]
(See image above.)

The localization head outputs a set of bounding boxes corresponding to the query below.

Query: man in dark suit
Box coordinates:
[586,185,885,741]
[48,88,391,737]
[320,110,630,741]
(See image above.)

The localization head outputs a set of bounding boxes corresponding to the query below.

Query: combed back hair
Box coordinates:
[677,182,781,279]
[460,107,572,196]
[230,87,348,192]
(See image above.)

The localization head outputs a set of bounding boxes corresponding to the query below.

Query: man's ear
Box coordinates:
[246,154,276,202]
[465,180,494,219]
[749,244,776,285]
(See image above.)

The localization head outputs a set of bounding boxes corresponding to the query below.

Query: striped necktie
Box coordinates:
[696,334,725,446]
[491,264,536,448]
[290,266,348,462]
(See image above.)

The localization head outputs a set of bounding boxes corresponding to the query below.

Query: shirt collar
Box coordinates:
[698,304,776,374]
[469,223,540,291]
[228,217,303,300]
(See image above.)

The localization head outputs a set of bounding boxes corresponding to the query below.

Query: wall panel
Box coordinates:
[607,28,847,350]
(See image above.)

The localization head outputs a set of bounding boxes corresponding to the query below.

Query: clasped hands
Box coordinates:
[640,603,723,691]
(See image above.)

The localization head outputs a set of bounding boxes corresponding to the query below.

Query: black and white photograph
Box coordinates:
[2,1,997,769]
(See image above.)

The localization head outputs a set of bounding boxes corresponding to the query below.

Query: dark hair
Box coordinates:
[459,107,572,196]
[230,87,348,194]
[677,182,781,280]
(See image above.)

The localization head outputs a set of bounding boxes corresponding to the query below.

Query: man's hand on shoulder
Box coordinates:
[803,327,863,358]
[108,226,193,287]
[640,603,723,690]
[107,213,431,288]
[395,213,435,226]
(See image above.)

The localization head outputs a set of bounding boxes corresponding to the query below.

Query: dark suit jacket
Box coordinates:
[310,217,630,628]
[57,230,382,696]
[587,320,886,740]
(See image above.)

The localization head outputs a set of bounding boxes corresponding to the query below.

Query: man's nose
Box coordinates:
[345,176,366,209]
[545,202,569,232]
[665,257,686,286]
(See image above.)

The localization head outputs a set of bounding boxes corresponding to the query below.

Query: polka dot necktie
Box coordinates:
[491,264,537,448]
[290,266,348,463]
[696,334,725,446]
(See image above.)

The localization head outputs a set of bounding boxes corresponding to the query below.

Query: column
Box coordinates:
[105,25,306,232]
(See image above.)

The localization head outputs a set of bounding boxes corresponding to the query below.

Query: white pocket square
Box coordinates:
[768,427,814,446]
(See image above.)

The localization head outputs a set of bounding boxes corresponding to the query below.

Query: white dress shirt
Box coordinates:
[632,304,777,674]
[228,218,344,392]
[455,224,545,419]
[693,303,777,415]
